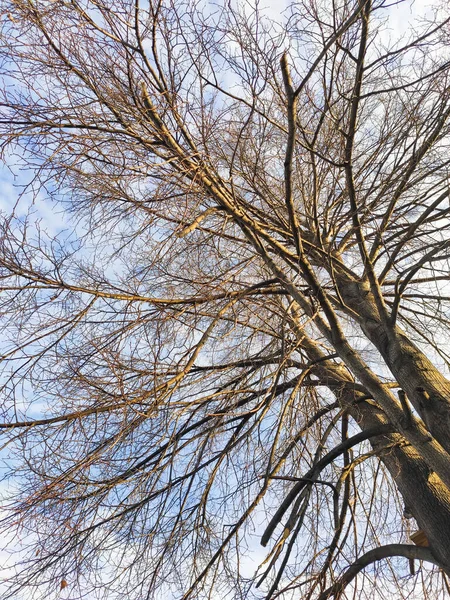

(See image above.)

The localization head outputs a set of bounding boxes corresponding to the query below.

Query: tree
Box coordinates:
[0,0,450,598]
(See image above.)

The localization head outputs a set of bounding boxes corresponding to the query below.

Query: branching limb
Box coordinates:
[317,544,446,600]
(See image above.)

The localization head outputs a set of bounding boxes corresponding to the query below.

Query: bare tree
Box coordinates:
[0,0,450,598]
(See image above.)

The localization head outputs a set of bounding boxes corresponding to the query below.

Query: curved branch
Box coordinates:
[318,544,445,600]
[261,424,394,546]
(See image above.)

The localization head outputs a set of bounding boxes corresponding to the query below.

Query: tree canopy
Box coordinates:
[1,0,450,598]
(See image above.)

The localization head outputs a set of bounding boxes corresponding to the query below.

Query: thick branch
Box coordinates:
[318,544,446,600]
